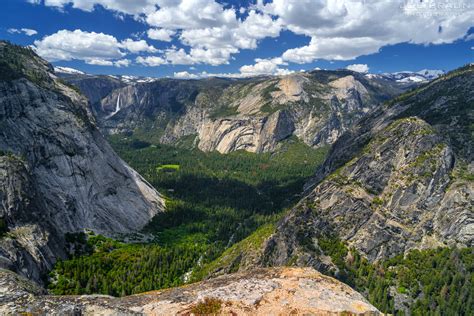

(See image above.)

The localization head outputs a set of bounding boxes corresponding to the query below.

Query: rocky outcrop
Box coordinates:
[63,69,412,154]
[0,42,164,283]
[0,267,380,315]
[197,110,295,153]
[261,65,474,268]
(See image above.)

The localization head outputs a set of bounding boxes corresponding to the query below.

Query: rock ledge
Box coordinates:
[0,267,380,315]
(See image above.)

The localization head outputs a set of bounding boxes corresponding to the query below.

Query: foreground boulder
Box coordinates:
[0,267,379,315]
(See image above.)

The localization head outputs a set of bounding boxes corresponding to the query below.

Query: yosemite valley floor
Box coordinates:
[48,137,329,296]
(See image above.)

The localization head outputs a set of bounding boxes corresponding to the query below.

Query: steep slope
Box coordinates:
[0,267,380,315]
[198,65,473,277]
[63,69,413,153]
[0,42,164,283]
[263,64,473,267]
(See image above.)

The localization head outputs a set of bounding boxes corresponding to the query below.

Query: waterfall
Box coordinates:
[106,93,121,119]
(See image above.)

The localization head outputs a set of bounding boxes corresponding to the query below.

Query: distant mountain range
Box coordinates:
[55,66,160,84]
[366,69,445,83]
[56,66,434,154]
[55,65,445,85]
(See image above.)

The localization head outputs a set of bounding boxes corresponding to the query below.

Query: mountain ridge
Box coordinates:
[60,67,423,154]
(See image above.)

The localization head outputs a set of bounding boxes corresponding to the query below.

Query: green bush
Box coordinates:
[372,197,384,206]
[190,297,222,315]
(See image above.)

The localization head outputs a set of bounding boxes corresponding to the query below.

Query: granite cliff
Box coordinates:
[269,65,473,265]
[0,42,164,284]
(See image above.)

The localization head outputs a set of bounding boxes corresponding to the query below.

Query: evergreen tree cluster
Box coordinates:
[49,234,204,296]
[319,237,474,315]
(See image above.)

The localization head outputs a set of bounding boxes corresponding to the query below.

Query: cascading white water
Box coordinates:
[106,93,121,119]
[115,93,121,113]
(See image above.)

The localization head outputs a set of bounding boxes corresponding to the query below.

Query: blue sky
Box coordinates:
[2,0,473,78]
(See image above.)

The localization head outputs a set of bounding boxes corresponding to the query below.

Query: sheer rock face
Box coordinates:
[197,109,295,153]
[261,66,474,268]
[0,42,164,283]
[0,267,380,315]
[193,67,473,279]
[65,71,410,153]
[0,157,66,282]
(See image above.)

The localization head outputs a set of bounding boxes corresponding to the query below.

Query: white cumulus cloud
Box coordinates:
[174,71,199,79]
[35,0,158,15]
[114,59,131,67]
[28,0,474,68]
[147,28,176,42]
[240,57,290,76]
[34,29,124,62]
[33,29,157,67]
[136,55,166,67]
[164,47,238,66]
[146,0,238,30]
[178,57,294,78]
[346,64,369,73]
[282,37,384,63]
[85,58,114,66]
[264,0,474,64]
[147,3,282,65]
[120,39,157,53]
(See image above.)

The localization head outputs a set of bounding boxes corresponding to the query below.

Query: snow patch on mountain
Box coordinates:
[416,69,444,79]
[107,74,158,84]
[365,69,444,83]
[54,66,85,75]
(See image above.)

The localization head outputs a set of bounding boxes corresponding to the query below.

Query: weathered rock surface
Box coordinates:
[63,69,414,153]
[261,65,474,269]
[0,267,380,315]
[0,42,164,284]
[197,110,295,153]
